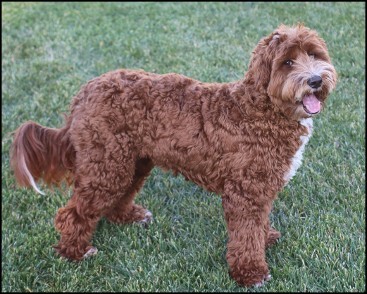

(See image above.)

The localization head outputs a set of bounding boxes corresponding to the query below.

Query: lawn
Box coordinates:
[2,2,365,292]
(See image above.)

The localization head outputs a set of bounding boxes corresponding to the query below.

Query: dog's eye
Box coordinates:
[284,60,293,66]
[308,53,316,58]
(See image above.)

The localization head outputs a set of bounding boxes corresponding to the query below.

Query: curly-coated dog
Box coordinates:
[10,24,337,287]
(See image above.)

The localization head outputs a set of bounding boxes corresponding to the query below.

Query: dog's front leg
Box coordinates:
[222,180,272,287]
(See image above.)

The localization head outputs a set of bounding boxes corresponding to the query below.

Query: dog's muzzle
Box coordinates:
[307,75,322,89]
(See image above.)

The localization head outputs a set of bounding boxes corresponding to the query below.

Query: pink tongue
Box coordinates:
[303,94,321,114]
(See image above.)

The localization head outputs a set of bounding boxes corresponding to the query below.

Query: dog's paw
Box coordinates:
[229,262,270,288]
[54,243,97,261]
[254,274,271,288]
[105,204,152,225]
[136,210,153,227]
[83,246,98,259]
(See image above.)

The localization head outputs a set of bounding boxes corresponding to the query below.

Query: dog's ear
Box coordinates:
[246,30,281,93]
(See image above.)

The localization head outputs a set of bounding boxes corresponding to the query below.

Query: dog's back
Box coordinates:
[65,70,238,191]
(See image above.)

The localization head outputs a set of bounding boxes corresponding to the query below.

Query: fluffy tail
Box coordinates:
[10,120,75,194]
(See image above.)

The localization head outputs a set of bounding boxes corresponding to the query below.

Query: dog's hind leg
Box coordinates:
[265,210,281,248]
[53,131,137,261]
[53,191,102,261]
[104,157,154,225]
[266,226,281,248]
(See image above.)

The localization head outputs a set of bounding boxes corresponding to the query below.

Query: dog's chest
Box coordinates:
[283,118,313,183]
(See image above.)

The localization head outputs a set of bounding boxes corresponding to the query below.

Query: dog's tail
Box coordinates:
[10,119,75,195]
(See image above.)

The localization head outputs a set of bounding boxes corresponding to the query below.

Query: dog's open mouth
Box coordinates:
[302,93,321,115]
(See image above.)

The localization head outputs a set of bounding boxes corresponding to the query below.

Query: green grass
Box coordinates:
[2,2,365,292]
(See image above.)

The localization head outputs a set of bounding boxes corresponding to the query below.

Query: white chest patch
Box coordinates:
[283,118,313,183]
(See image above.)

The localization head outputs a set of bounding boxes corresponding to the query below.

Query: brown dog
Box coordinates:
[10,24,337,287]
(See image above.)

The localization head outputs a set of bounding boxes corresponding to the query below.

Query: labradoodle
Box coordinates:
[10,24,337,287]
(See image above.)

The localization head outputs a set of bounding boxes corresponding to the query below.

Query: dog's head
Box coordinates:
[247,24,337,120]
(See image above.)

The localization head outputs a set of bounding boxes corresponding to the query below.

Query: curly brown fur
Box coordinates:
[10,24,337,287]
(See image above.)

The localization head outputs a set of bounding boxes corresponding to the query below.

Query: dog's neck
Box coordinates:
[228,77,303,130]
[229,77,272,115]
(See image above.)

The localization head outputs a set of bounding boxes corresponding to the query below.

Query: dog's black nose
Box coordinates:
[307,75,322,89]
